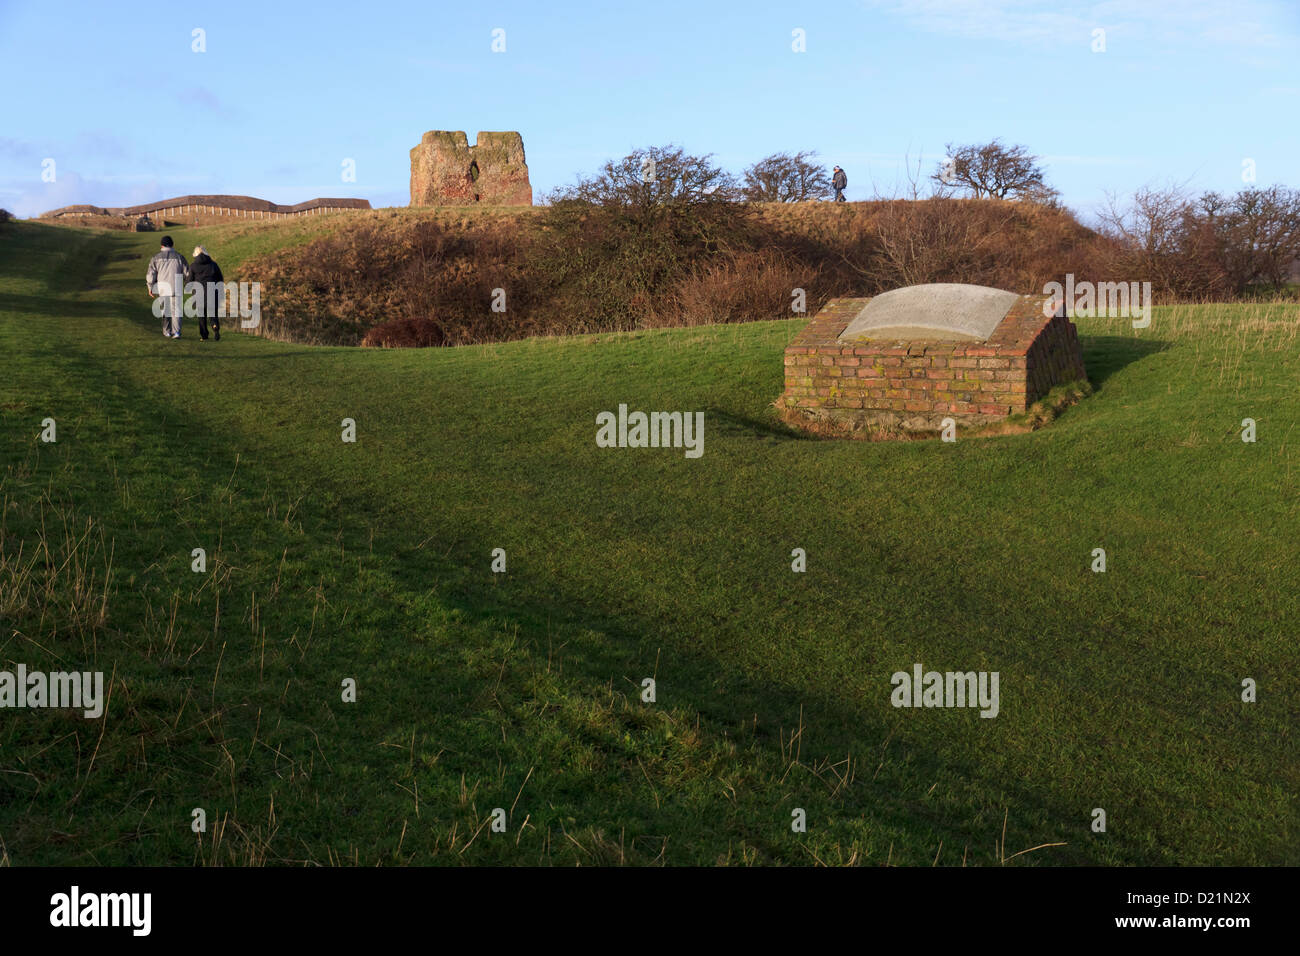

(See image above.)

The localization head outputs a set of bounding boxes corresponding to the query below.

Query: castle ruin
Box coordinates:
[409,130,532,207]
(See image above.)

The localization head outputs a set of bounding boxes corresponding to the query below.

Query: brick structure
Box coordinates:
[782,286,1086,434]
[409,130,532,206]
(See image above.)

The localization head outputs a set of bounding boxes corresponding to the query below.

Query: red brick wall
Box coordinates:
[782,294,1086,431]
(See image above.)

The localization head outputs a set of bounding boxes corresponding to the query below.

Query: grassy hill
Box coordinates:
[0,220,1296,865]
[36,205,507,272]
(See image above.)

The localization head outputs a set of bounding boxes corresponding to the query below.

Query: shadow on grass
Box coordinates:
[1080,334,1168,390]
[704,407,813,442]
[12,309,1102,865]
[0,291,118,319]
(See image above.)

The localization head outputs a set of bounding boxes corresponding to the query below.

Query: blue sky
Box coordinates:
[1,0,1296,221]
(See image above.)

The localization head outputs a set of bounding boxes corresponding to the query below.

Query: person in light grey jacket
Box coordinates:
[146,235,188,337]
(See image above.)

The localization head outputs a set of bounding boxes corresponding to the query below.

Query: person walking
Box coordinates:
[146,236,188,337]
[185,245,225,341]
[832,165,847,202]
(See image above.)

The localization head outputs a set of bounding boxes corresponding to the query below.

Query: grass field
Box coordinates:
[0,219,1296,866]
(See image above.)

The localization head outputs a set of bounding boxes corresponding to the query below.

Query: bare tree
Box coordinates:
[1096,184,1197,295]
[1195,186,1300,292]
[933,140,1050,200]
[742,151,832,202]
[547,145,741,209]
[1098,183,1300,298]
[868,199,1017,287]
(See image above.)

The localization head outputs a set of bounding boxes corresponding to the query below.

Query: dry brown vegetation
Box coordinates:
[1097,184,1300,299]
[239,199,1121,347]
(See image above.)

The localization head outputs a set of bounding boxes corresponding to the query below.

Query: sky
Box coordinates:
[1,0,1297,223]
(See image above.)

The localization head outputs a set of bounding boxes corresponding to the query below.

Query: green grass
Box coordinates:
[0,220,1296,866]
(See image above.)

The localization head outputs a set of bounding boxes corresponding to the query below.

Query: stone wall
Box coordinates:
[782,294,1086,433]
[409,130,532,206]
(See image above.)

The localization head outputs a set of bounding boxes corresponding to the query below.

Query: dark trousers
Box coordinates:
[834,188,846,202]
[197,282,221,339]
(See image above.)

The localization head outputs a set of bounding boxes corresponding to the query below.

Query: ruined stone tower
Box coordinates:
[409,130,532,206]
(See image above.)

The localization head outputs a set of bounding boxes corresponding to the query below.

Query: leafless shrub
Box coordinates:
[1189,186,1300,294]
[668,249,826,325]
[1096,184,1197,296]
[933,140,1050,200]
[866,198,1107,290]
[547,145,742,208]
[1097,183,1300,300]
[742,151,833,202]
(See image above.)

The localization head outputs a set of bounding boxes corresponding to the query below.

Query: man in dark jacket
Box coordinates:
[185,246,225,341]
[832,166,847,202]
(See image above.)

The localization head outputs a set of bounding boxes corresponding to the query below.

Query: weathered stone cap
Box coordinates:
[419,130,471,148]
[839,283,1023,342]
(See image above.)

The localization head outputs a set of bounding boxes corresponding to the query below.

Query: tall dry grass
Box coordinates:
[0,493,114,655]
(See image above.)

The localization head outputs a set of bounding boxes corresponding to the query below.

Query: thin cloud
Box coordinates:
[0,137,41,162]
[864,0,1300,51]
[863,0,1095,45]
[68,130,137,163]
[179,86,233,117]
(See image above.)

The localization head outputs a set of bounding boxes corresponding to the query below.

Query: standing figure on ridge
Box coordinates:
[832,165,847,202]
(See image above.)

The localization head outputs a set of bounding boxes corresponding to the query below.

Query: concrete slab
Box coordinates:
[839,283,1020,342]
